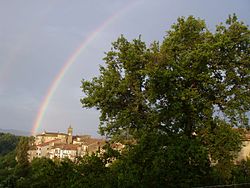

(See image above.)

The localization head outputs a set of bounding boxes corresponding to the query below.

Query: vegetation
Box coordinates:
[80,14,249,186]
[0,133,19,187]
[0,15,249,187]
[0,133,19,156]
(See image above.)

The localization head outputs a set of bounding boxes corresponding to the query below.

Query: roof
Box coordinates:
[74,135,91,139]
[36,139,61,147]
[52,143,80,150]
[36,132,68,136]
[81,138,106,146]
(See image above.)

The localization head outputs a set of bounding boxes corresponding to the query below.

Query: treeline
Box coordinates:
[0,133,19,187]
[1,135,250,187]
[0,133,19,155]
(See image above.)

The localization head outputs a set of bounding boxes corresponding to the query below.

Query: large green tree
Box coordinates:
[81,15,249,186]
[81,15,249,139]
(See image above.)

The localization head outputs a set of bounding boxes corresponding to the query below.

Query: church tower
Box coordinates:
[67,125,73,144]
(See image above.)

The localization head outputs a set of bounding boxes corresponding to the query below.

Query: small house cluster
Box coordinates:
[28,126,106,162]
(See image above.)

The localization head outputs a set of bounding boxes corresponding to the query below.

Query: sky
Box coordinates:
[0,0,249,137]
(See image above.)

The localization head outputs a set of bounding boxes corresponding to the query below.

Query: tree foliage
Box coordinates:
[81,15,249,140]
[15,137,30,166]
[0,133,19,156]
[81,15,250,186]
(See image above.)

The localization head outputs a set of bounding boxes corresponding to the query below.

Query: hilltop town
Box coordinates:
[28,126,108,161]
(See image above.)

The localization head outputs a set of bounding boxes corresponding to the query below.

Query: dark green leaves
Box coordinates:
[80,15,250,186]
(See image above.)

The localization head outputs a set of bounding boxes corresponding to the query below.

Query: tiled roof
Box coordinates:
[36,139,61,147]
[36,132,68,136]
[81,138,106,146]
[52,144,79,150]
[75,135,91,139]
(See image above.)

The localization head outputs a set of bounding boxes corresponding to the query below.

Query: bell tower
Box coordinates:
[67,125,73,144]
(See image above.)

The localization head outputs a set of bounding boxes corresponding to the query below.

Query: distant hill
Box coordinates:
[0,128,31,136]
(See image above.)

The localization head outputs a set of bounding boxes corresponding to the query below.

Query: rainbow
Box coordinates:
[32,1,139,135]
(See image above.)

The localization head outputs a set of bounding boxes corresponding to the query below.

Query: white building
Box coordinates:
[28,126,106,162]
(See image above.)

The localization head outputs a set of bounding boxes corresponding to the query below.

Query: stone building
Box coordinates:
[34,126,74,145]
[28,126,106,162]
[237,131,250,161]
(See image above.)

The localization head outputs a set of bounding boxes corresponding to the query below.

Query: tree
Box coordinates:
[28,158,58,188]
[232,158,250,183]
[81,15,249,186]
[0,133,19,156]
[81,15,249,139]
[0,151,17,187]
[14,137,30,181]
[72,154,111,187]
[15,137,30,167]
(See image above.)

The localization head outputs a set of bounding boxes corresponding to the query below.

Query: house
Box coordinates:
[237,131,250,161]
[28,126,106,162]
[50,144,80,161]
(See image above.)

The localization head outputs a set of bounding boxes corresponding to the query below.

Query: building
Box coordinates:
[34,126,73,145]
[237,131,250,161]
[28,126,106,162]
